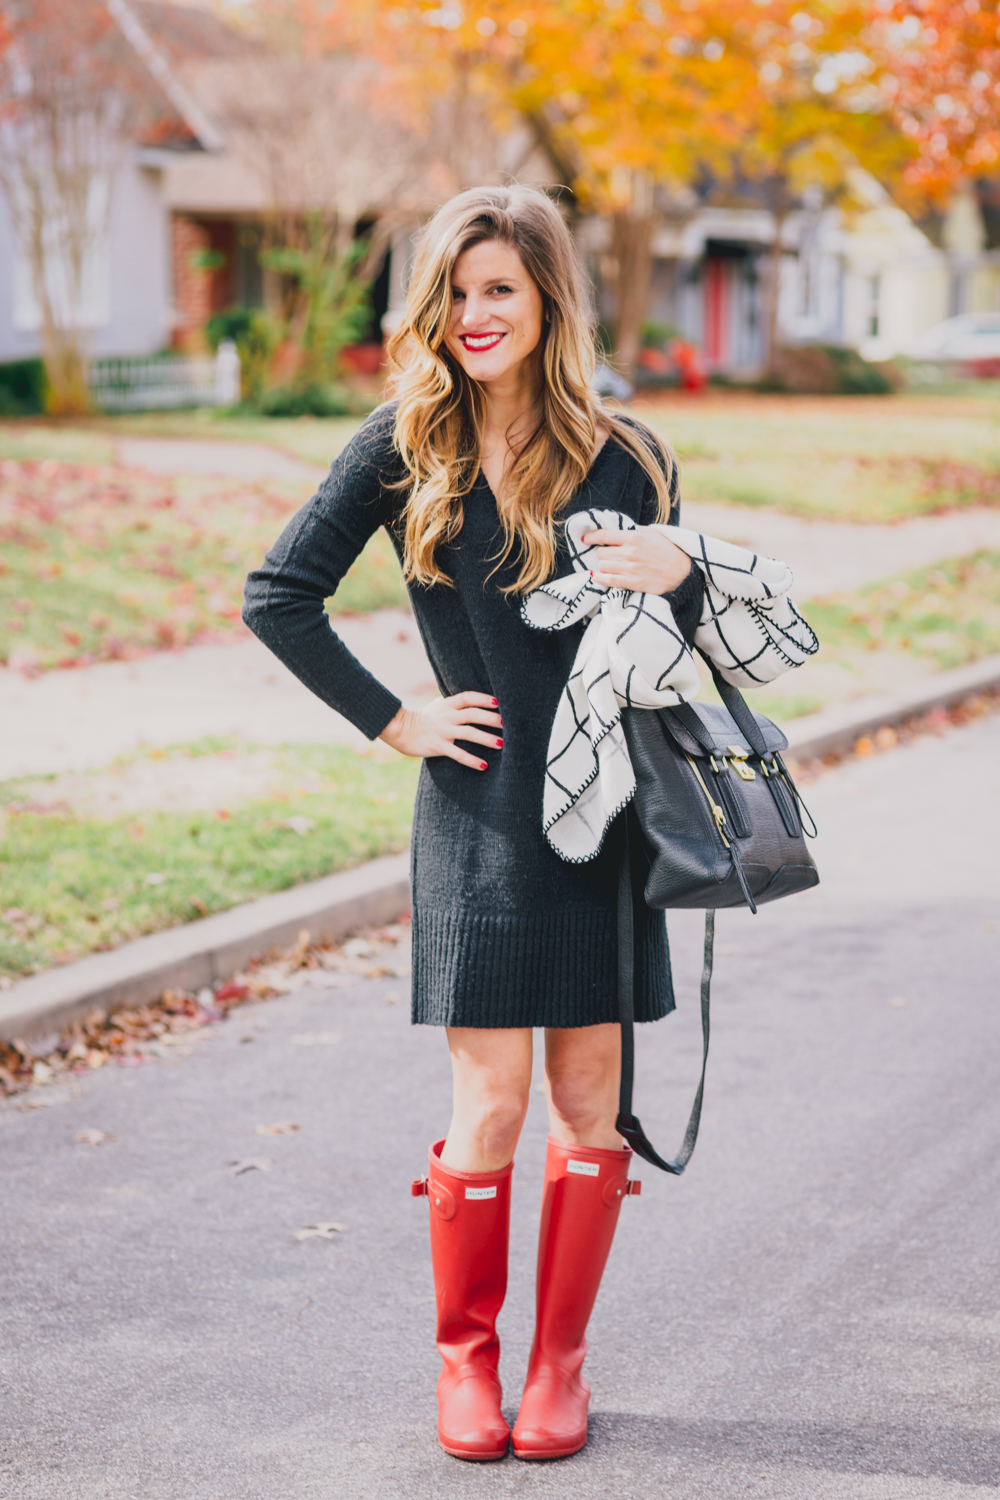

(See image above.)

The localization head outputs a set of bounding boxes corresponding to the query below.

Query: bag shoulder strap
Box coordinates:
[698,651,769,758]
[615,814,714,1174]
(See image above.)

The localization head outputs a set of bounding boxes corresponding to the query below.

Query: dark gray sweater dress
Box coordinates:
[243,404,704,1030]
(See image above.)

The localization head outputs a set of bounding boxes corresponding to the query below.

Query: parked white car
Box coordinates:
[905,314,1000,366]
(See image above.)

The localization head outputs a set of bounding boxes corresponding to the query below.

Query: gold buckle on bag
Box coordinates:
[726,745,756,781]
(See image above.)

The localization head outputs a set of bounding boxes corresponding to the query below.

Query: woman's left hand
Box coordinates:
[581,526,692,595]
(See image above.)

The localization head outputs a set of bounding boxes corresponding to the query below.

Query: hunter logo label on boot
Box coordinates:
[465,1186,498,1200]
[567,1160,600,1176]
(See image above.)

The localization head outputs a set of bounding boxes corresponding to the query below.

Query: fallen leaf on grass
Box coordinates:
[293,1222,348,1241]
[228,1159,271,1175]
[254,1121,300,1136]
[291,1032,341,1046]
[75,1128,117,1145]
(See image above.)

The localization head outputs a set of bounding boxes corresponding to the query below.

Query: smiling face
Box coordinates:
[443,239,545,391]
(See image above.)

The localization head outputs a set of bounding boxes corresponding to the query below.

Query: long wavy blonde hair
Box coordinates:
[386,185,677,595]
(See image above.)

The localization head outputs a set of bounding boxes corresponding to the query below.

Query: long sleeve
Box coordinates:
[242,405,406,740]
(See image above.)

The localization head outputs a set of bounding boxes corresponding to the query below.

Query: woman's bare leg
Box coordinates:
[441,1026,534,1171]
[543,1023,622,1149]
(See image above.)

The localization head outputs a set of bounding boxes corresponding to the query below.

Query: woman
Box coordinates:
[243,185,704,1462]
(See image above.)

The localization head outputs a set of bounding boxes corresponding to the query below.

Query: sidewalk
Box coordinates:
[0,611,436,780]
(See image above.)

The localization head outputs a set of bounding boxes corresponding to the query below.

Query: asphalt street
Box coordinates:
[2,714,999,1500]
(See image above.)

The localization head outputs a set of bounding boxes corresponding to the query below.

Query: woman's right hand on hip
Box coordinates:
[379,692,503,770]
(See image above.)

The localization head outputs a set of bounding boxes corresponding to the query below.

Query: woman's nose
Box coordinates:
[462,294,488,327]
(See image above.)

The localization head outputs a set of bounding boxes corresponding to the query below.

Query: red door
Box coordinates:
[703,258,730,368]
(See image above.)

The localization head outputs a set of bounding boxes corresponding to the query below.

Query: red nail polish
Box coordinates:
[491,698,498,705]
[480,761,488,770]
[496,739,503,747]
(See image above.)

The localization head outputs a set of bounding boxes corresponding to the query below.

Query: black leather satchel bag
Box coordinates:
[614,660,818,1174]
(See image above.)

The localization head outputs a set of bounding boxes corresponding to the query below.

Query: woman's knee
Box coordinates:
[545,1026,620,1137]
[445,1027,532,1166]
[464,1086,528,1154]
[546,1069,609,1135]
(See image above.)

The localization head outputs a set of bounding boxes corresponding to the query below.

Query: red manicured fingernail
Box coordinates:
[491,698,498,706]
[480,761,488,770]
[496,738,503,747]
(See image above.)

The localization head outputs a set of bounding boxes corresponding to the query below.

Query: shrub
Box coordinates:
[0,358,48,416]
[767,344,897,395]
[256,382,370,418]
[205,306,276,405]
[641,321,679,348]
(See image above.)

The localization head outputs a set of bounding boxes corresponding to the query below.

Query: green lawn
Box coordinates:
[802,551,1000,671]
[0,740,419,979]
[640,394,1000,522]
[0,455,406,671]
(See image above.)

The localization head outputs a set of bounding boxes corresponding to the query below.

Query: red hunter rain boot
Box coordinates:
[412,1140,513,1460]
[512,1135,640,1460]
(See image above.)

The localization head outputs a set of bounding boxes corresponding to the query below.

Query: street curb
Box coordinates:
[783,653,1000,763]
[0,852,410,1044]
[3,654,999,1046]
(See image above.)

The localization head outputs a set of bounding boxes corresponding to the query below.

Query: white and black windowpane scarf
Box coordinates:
[521,508,819,864]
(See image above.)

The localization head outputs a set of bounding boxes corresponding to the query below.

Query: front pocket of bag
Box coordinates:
[712,766,751,838]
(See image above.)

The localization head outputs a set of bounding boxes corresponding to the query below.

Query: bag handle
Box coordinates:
[700,652,770,758]
[665,656,771,760]
[615,814,714,1174]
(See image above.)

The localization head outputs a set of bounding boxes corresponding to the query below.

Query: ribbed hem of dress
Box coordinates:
[410,902,673,1029]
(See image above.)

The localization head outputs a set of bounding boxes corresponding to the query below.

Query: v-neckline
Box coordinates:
[476,431,616,507]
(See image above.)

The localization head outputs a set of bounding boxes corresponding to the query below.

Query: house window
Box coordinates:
[948,267,968,318]
[866,275,880,338]
[798,243,821,321]
[235,224,264,308]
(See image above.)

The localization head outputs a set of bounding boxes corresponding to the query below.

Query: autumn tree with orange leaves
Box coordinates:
[284,0,911,371]
[880,0,1000,197]
[296,0,764,369]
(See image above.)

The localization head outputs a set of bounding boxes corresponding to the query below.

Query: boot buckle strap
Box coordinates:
[414,1175,458,1219]
[601,1175,641,1206]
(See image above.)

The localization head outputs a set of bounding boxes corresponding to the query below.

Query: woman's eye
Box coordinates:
[451,289,465,301]
[492,284,513,295]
